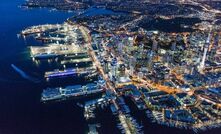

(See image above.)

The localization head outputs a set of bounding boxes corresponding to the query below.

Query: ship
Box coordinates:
[41,81,105,102]
[33,52,58,59]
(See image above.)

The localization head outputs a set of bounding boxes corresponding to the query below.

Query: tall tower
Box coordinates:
[199,46,208,70]
[199,32,211,72]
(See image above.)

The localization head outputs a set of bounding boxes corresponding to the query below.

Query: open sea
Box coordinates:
[0,0,220,134]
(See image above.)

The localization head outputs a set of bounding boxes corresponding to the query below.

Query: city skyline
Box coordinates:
[0,0,221,134]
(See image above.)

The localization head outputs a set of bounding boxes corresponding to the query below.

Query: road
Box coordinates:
[70,22,137,134]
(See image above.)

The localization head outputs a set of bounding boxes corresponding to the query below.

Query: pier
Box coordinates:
[30,45,87,59]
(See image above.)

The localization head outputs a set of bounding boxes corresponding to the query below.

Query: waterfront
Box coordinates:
[0,0,88,134]
[0,1,117,134]
[1,0,221,134]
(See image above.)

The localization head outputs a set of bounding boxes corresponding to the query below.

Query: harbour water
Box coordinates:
[0,0,221,134]
[0,1,87,134]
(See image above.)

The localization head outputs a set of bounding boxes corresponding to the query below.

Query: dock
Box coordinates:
[44,67,97,79]
[30,45,87,59]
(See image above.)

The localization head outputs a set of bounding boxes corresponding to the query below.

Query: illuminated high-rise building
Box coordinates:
[119,64,126,76]
[152,38,158,51]
[104,59,109,73]
[129,57,136,76]
[171,41,176,51]
[111,58,118,78]
[118,42,123,54]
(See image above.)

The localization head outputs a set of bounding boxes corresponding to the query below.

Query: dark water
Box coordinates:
[0,1,87,134]
[0,1,221,134]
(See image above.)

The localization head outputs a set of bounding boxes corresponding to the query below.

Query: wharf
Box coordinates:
[61,57,92,64]
[44,67,97,79]
[30,45,86,59]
